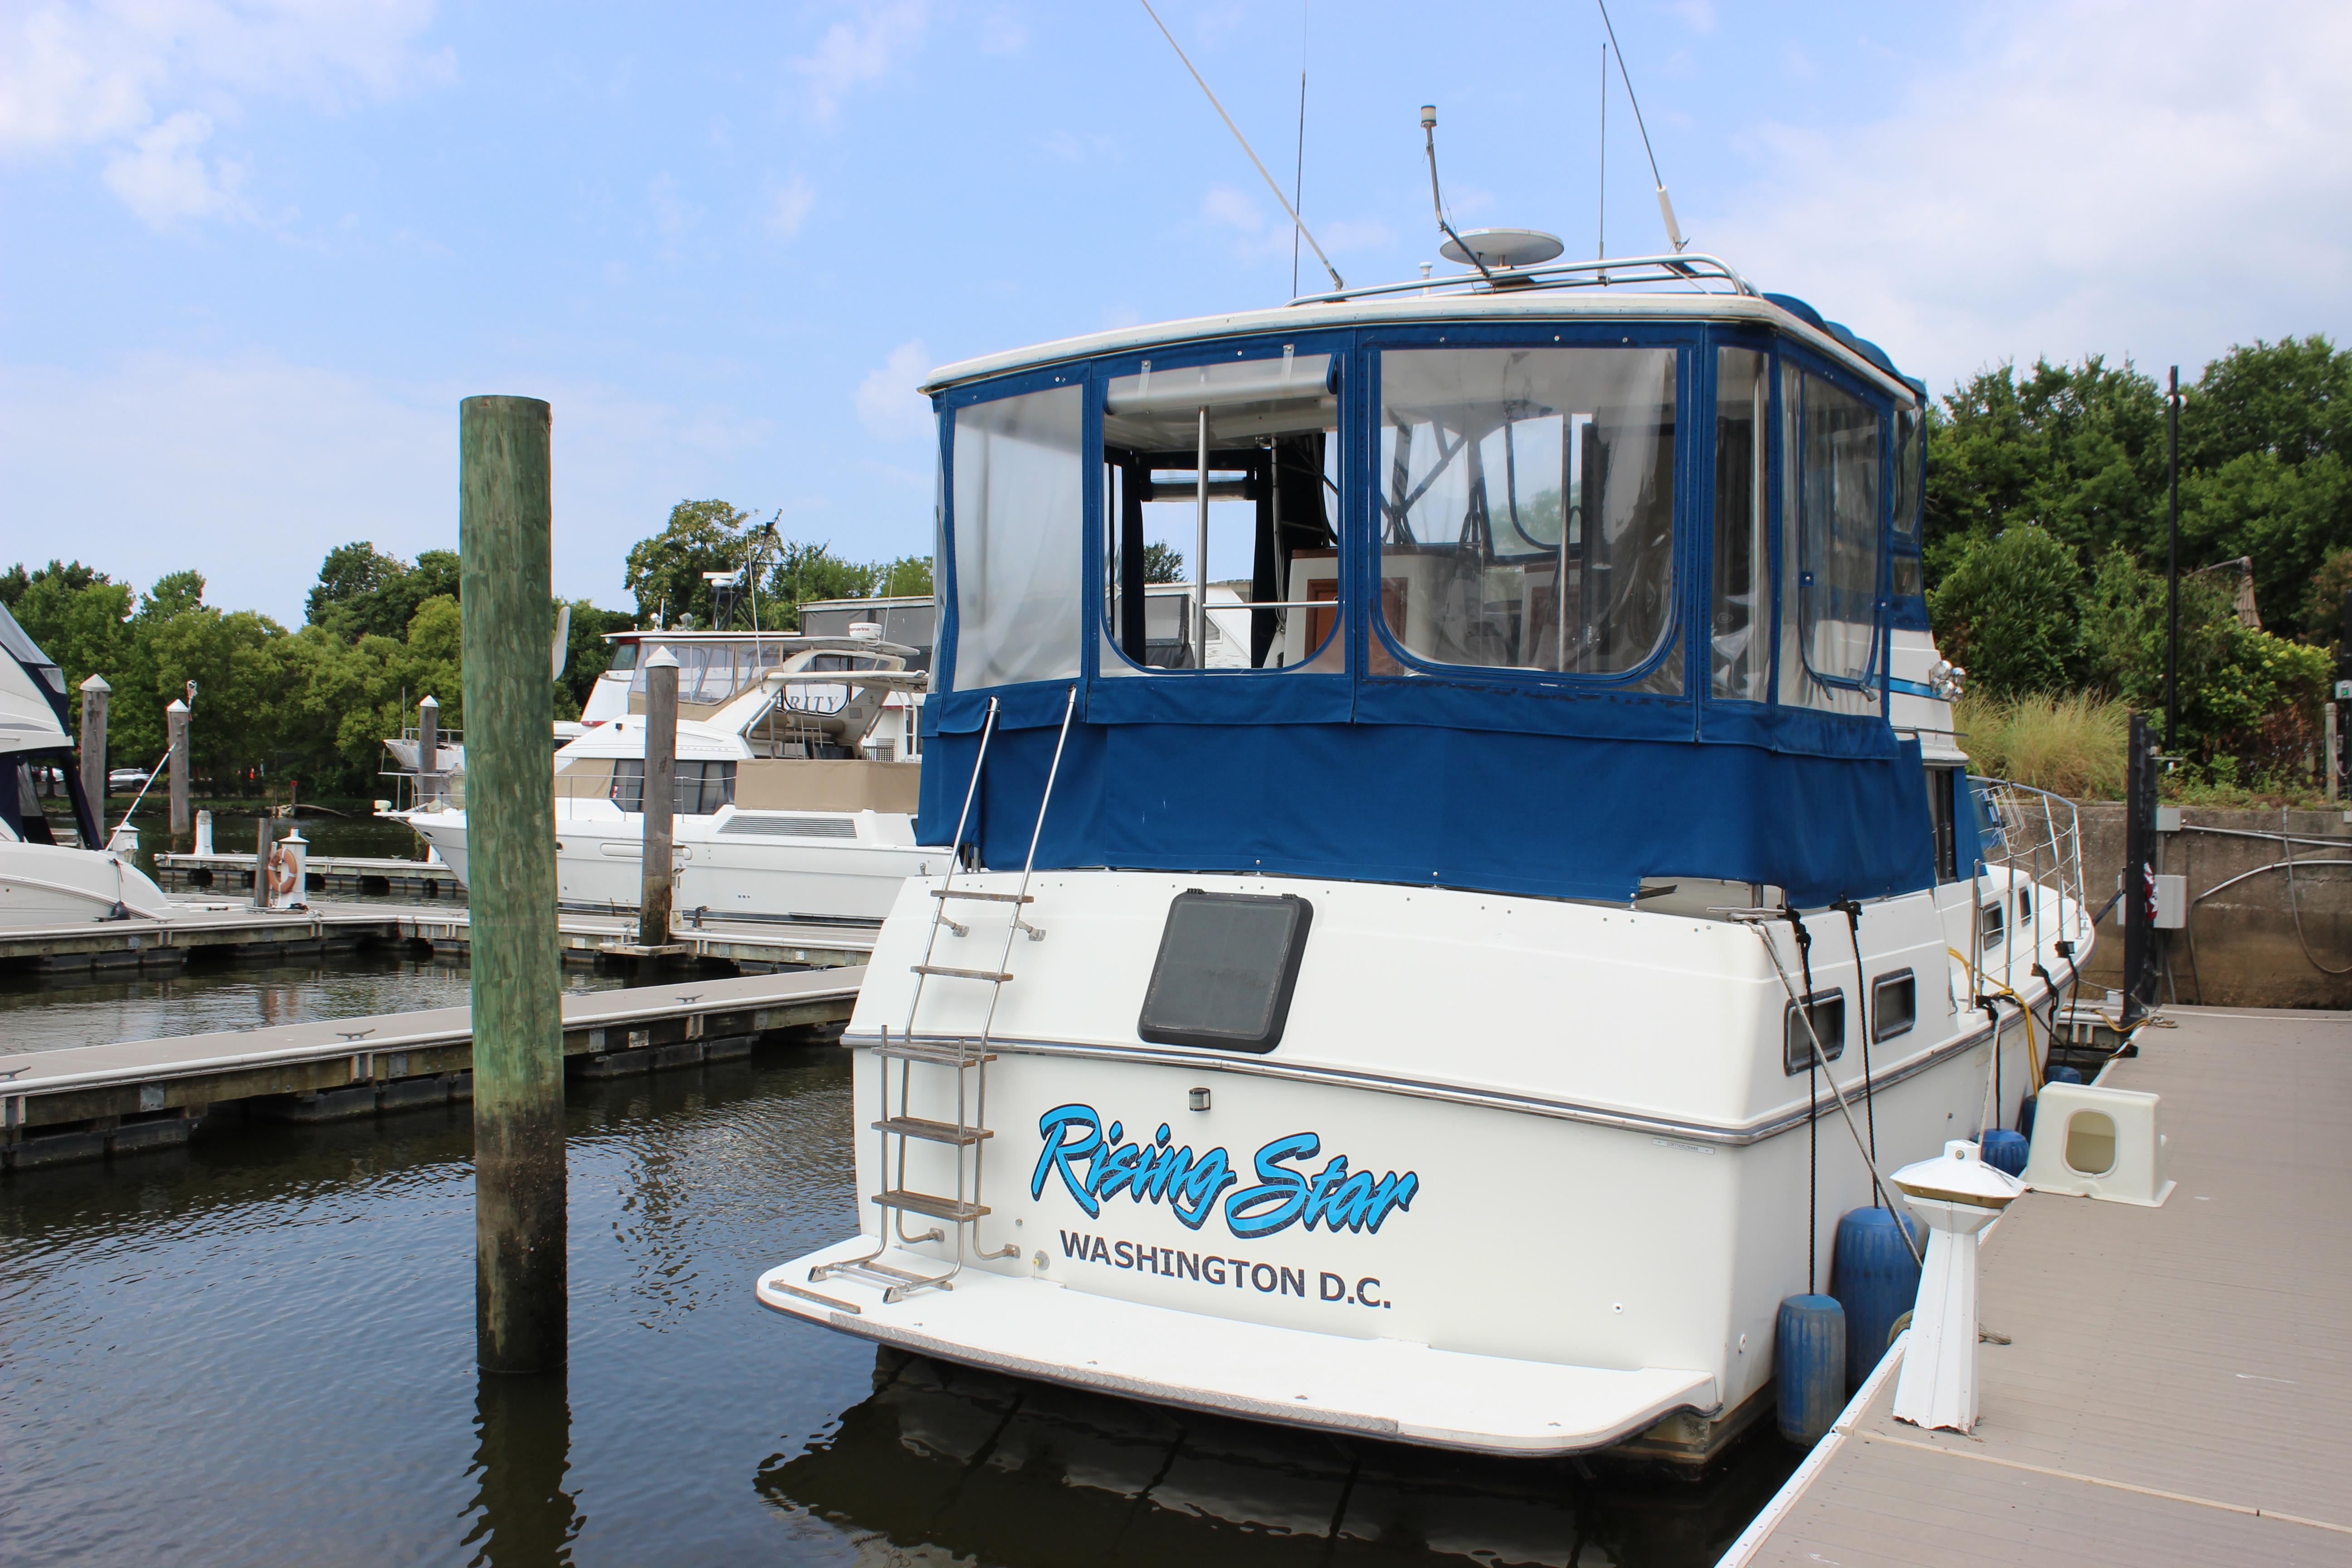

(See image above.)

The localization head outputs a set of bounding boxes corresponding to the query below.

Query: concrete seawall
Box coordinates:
[2068,804,2352,1009]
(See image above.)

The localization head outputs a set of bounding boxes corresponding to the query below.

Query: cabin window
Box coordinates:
[628,641,797,705]
[608,759,737,815]
[1891,553,1924,599]
[1779,366,1882,715]
[1784,990,1846,1073]
[951,383,1085,690]
[1872,970,1917,1041]
[1375,346,1678,685]
[1713,348,1770,700]
[1980,899,2005,948]
[607,642,639,673]
[1891,406,1923,554]
[1927,764,1959,881]
[1100,351,1342,672]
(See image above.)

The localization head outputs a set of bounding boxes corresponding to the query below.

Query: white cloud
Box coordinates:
[0,353,773,620]
[978,9,1026,57]
[0,0,450,225]
[763,172,813,240]
[101,110,248,227]
[1201,184,1260,234]
[791,0,927,127]
[855,339,934,442]
[1711,0,2352,392]
[1666,0,1715,34]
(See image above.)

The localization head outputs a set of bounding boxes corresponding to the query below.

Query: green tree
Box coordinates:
[560,600,637,711]
[2182,335,2352,471]
[1142,541,1184,583]
[765,542,880,628]
[624,500,755,627]
[305,543,463,642]
[874,554,933,597]
[1928,526,2082,697]
[1924,357,2166,588]
[5,571,135,743]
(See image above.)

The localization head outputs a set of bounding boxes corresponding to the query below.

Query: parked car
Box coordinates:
[107,768,151,792]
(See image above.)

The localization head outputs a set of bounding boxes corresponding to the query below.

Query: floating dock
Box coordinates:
[153,849,460,898]
[0,901,873,975]
[0,965,864,1170]
[1721,1005,2352,1567]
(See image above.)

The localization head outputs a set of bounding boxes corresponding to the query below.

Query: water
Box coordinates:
[0,952,629,1056]
[0,1045,1800,1567]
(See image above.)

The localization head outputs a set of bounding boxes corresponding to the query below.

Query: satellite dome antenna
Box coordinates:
[1423,105,1565,282]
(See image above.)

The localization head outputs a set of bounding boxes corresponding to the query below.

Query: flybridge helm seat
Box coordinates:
[912,264,1936,908]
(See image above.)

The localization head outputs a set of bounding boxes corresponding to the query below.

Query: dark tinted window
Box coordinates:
[1872,970,1917,1041]
[1784,991,1846,1073]
[1138,891,1314,1053]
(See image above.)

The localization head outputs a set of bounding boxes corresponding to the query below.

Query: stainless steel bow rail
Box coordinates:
[808,687,1079,1310]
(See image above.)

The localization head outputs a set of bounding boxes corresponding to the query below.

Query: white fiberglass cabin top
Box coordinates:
[757,252,2089,1465]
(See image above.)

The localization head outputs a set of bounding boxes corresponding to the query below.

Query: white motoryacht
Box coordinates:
[0,605,173,926]
[392,635,949,923]
[754,241,2090,1465]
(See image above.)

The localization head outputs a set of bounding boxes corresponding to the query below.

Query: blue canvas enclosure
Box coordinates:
[917,295,1939,908]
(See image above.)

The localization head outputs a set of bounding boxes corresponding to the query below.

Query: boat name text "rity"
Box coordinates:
[1030,1103,1419,1240]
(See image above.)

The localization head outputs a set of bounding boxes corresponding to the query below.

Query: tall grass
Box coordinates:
[1953,691,2131,799]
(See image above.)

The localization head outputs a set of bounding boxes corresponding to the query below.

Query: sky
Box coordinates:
[3,0,2347,624]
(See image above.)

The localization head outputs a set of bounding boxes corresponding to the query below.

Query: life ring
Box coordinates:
[267,844,299,897]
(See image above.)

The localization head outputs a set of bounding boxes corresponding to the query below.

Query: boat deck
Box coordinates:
[1721,1005,2352,1567]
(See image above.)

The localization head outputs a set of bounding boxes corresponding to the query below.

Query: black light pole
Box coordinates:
[2164,365,2181,753]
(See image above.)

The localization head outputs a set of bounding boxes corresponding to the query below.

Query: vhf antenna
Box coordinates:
[1594,0,1689,253]
[1421,105,1493,284]
[1137,0,1344,292]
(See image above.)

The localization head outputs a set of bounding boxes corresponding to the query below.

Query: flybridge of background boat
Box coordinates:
[914,272,1940,907]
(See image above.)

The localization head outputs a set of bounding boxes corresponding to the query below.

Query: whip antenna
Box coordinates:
[1594,0,1688,253]
[1421,105,1493,284]
[1137,0,1344,292]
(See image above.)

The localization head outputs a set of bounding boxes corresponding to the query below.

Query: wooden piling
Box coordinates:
[638,646,679,948]
[78,675,108,835]
[460,394,567,1374]
[165,697,190,837]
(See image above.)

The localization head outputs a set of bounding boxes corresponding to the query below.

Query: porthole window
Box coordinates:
[1784,991,1846,1074]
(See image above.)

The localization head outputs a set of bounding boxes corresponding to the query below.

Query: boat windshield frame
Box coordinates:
[928,304,1921,761]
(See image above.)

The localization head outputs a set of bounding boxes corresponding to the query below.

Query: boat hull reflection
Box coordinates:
[756,1348,1798,1568]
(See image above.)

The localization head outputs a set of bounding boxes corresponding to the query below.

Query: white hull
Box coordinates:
[0,840,174,927]
[758,867,2083,1454]
[397,804,950,923]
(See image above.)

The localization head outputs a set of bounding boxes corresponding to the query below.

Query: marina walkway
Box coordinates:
[1721,1005,2352,1567]
[0,900,874,974]
[1,965,865,1169]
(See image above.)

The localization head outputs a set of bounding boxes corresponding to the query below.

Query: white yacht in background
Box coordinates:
[392,632,947,923]
[0,605,173,926]
[754,235,2088,1465]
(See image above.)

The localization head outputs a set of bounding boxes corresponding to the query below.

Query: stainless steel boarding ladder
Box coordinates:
[811,687,1078,1305]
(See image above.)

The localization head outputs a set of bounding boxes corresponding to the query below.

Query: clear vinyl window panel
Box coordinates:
[1713,348,1770,700]
[1100,351,1342,674]
[951,383,1085,691]
[1779,366,1882,715]
[608,759,737,815]
[1376,346,1678,687]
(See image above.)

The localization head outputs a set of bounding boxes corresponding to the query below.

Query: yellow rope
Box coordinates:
[1949,945,2044,1093]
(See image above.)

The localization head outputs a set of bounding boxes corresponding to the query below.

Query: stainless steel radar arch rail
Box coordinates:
[1715,906,1928,1268]
[1287,250,1758,308]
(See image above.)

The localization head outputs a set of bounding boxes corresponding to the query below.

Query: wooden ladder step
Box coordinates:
[911,964,1014,982]
[873,1116,993,1146]
[872,1189,990,1223]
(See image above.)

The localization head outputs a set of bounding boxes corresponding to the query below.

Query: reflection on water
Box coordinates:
[0,952,628,1055]
[468,1372,583,1566]
[0,1038,1793,1567]
[759,1350,1793,1568]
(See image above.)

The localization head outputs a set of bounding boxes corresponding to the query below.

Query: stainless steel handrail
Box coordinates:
[1289,250,1758,307]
